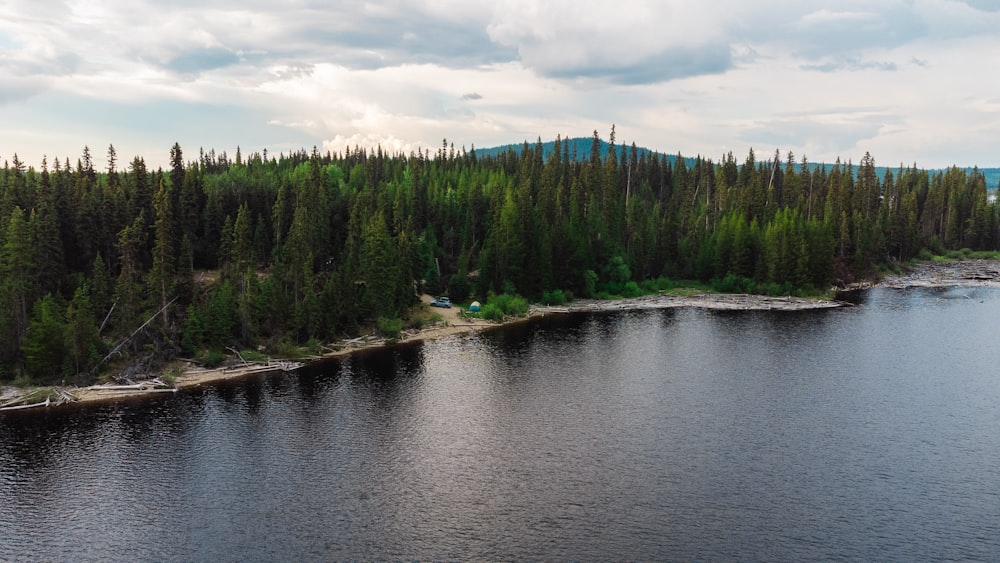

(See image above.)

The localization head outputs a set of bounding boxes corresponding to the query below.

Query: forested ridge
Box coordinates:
[1,129,997,385]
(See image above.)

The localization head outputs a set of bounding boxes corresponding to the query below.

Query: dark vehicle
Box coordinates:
[430,296,452,308]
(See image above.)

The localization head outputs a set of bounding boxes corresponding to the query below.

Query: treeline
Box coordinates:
[0,131,997,384]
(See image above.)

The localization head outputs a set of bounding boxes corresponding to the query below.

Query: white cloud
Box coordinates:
[487,1,737,82]
[797,9,875,26]
[1,0,999,169]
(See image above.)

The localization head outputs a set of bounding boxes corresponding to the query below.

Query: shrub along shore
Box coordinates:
[8,255,1000,413]
[1,287,852,412]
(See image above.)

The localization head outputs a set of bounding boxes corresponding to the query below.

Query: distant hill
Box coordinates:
[475,138,1000,189]
[474,137,694,168]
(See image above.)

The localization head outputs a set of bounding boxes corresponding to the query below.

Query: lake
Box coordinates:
[2,286,999,560]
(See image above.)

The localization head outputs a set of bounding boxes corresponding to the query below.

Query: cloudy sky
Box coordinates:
[1,0,999,170]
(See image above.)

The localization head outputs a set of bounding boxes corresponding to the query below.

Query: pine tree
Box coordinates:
[72,157,103,272]
[359,212,398,319]
[65,284,100,376]
[169,142,185,220]
[127,156,153,252]
[181,303,205,355]
[113,213,148,332]
[148,177,176,316]
[21,294,66,382]
[1,207,36,356]
[89,253,112,327]
[231,203,257,341]
[271,180,294,254]
[176,234,195,306]
[178,170,202,266]
[204,281,238,348]
[34,158,65,294]
[232,202,254,275]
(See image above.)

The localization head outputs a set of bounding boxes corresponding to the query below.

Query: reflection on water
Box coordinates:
[2,288,1000,560]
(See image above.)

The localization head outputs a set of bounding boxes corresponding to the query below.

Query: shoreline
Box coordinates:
[0,290,851,413]
[21,262,1000,414]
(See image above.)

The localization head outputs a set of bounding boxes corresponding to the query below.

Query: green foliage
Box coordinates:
[541,289,568,306]
[487,293,530,317]
[303,338,322,356]
[711,275,797,297]
[377,316,404,338]
[2,136,1000,386]
[640,277,675,292]
[711,274,757,294]
[271,339,302,359]
[198,349,225,368]
[759,282,795,297]
[112,212,147,331]
[65,285,101,376]
[239,349,269,362]
[447,274,473,303]
[181,304,204,356]
[2,207,35,360]
[12,373,34,389]
[205,281,239,347]
[21,294,66,383]
[89,253,112,316]
[162,368,180,386]
[359,213,400,319]
[602,256,631,286]
[582,269,598,298]
[148,177,176,313]
[621,281,642,298]
[480,303,505,322]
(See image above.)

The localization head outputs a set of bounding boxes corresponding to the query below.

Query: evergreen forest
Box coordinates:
[1,130,998,385]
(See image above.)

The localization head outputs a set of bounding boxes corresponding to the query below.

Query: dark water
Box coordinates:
[2,287,1000,561]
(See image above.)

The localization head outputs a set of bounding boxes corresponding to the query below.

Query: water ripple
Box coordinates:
[2,289,1000,559]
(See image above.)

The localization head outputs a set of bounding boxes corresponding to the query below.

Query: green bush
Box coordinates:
[481,303,505,322]
[602,256,631,285]
[488,293,529,317]
[377,316,404,338]
[303,338,322,356]
[654,277,675,291]
[638,277,675,292]
[488,292,508,310]
[504,296,529,317]
[162,365,183,386]
[598,281,624,296]
[541,289,568,306]
[621,281,642,298]
[272,339,301,359]
[711,274,756,294]
[12,373,34,389]
[929,235,945,256]
[240,349,269,362]
[199,349,225,368]
[759,282,793,296]
[711,275,798,296]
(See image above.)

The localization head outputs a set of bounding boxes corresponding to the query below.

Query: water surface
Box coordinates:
[2,287,999,560]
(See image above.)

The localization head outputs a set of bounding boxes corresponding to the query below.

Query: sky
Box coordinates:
[1,0,999,171]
